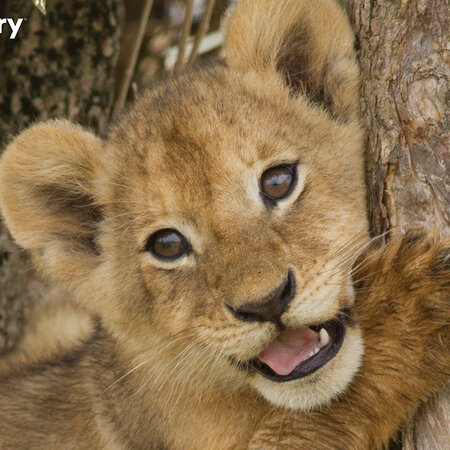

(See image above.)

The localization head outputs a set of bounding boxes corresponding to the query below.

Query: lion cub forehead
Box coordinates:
[105,68,303,216]
[108,64,297,160]
[108,133,299,224]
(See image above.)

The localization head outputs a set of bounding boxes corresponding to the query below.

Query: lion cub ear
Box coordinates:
[224,0,359,122]
[0,120,103,284]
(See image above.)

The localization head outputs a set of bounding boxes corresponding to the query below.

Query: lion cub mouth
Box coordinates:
[249,314,347,382]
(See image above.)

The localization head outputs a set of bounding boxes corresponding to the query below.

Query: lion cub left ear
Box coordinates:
[224,0,359,122]
[0,120,103,284]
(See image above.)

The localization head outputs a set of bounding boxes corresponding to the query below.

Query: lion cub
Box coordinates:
[0,0,448,448]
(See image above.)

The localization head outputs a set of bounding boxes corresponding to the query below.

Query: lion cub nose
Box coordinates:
[227,270,296,328]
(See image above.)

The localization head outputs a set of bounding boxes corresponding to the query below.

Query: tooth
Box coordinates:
[308,347,320,359]
[320,328,330,347]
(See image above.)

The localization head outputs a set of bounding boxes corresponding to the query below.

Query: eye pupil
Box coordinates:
[147,229,188,260]
[261,165,295,201]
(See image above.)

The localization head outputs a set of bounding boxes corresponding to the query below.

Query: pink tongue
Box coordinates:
[258,327,320,376]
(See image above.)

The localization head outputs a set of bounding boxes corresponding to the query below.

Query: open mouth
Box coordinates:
[246,312,347,382]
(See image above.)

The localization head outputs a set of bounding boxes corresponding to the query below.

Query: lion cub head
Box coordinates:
[0,0,367,410]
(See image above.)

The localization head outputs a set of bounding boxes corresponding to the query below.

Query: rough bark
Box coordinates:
[0,0,122,354]
[348,0,449,448]
[349,0,449,237]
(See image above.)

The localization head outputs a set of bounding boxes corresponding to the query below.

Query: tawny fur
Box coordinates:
[0,1,448,449]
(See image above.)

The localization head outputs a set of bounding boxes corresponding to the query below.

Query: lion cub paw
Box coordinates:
[392,229,449,322]
[357,229,449,375]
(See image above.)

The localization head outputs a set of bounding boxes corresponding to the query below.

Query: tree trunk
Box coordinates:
[0,0,123,354]
[348,0,449,448]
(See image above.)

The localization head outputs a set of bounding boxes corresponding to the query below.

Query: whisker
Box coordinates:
[168,346,208,412]
[154,339,203,395]
[341,230,391,267]
[104,325,204,391]
[105,333,195,392]
[325,229,368,264]
[351,269,386,286]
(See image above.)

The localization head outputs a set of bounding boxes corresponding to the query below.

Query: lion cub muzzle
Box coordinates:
[226,270,295,329]
[228,269,348,383]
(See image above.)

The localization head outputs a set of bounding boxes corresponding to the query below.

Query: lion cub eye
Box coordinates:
[145,229,190,260]
[260,164,297,204]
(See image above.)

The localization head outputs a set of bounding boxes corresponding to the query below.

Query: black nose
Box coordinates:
[227,270,296,329]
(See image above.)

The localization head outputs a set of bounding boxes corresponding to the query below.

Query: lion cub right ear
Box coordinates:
[224,0,359,122]
[0,120,103,285]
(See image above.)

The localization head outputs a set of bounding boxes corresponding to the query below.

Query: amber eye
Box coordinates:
[260,164,296,204]
[145,229,190,260]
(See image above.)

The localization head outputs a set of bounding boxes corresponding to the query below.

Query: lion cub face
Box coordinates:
[0,0,367,410]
